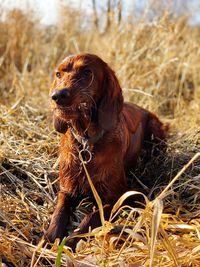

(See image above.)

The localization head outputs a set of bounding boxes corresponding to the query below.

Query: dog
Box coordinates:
[45,53,167,250]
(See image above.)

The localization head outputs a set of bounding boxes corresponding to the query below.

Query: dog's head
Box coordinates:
[50,53,123,133]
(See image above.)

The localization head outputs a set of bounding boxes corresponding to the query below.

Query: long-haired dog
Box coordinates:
[45,54,167,250]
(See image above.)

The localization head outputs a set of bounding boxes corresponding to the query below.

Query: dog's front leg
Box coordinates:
[65,204,112,251]
[45,191,72,243]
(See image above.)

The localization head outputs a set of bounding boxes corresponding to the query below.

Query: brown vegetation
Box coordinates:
[0,3,199,266]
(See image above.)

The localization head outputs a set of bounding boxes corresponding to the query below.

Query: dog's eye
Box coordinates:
[83,68,92,77]
[56,71,61,79]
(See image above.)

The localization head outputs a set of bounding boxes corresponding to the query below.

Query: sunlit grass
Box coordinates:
[0,3,200,267]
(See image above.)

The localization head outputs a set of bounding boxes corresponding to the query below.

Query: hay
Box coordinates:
[0,3,200,267]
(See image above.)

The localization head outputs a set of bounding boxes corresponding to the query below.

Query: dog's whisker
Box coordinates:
[81,92,97,109]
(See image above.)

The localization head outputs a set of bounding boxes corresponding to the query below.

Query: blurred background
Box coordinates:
[1,0,200,26]
[0,0,200,117]
[1,0,200,214]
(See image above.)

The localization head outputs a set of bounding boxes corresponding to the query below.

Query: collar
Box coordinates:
[69,126,105,147]
[69,126,105,164]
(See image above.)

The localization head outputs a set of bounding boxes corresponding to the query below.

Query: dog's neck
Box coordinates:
[67,108,102,145]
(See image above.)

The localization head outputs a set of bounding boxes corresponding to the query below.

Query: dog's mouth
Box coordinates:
[54,102,89,119]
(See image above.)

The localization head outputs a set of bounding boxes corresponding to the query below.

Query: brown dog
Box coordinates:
[45,53,167,250]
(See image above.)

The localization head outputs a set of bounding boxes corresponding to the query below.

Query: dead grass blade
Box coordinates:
[110,190,149,220]
[158,152,200,200]
[150,198,163,267]
[159,225,179,266]
[81,158,105,226]
[31,239,46,267]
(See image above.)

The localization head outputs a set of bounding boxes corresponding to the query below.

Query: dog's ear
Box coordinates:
[53,115,68,133]
[98,64,123,131]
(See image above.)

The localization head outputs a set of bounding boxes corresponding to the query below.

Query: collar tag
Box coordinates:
[69,125,104,164]
[79,140,92,164]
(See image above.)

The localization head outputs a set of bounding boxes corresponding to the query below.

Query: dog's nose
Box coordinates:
[51,89,70,104]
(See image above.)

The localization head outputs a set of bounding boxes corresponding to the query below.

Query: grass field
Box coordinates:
[0,3,200,267]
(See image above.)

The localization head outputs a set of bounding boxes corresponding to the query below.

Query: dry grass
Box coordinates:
[0,3,200,267]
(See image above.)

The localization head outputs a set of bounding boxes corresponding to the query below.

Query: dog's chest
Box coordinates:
[59,142,113,195]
